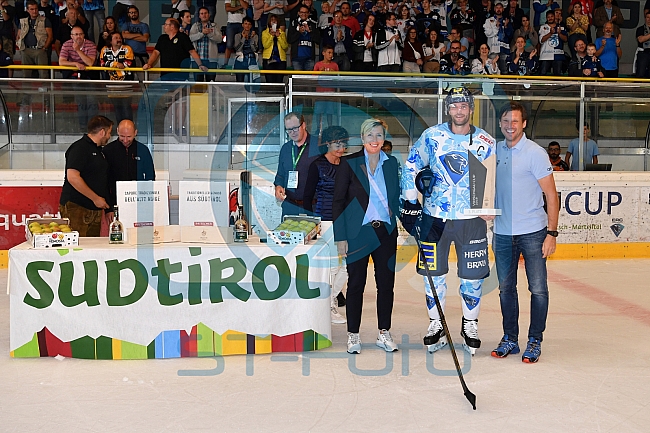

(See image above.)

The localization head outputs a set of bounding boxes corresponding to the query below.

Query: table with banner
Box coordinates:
[8,238,332,360]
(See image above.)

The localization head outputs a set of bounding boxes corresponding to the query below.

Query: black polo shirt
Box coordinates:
[154,31,194,74]
[60,134,109,210]
[102,139,156,207]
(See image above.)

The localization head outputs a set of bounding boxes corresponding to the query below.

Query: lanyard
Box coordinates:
[292,144,306,169]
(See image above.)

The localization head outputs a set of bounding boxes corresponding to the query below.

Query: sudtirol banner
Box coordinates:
[9,240,332,359]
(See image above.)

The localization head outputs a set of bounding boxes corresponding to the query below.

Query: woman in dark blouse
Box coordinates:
[304,126,350,325]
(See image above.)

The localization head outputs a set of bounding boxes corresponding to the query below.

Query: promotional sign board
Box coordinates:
[178,181,231,243]
[178,181,229,227]
[9,239,332,359]
[116,181,170,242]
[0,187,62,250]
[556,186,650,243]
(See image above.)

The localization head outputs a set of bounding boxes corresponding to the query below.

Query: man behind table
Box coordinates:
[273,112,320,217]
[102,119,155,211]
[59,115,114,237]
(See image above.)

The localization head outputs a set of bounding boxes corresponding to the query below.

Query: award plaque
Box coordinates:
[463,151,501,216]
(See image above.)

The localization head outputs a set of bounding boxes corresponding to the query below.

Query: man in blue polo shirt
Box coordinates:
[491,101,559,364]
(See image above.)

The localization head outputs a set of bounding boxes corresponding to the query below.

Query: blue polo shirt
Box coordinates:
[362,148,391,225]
[494,133,553,236]
[567,138,599,171]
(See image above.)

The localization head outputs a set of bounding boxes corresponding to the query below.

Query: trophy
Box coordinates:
[463,150,501,216]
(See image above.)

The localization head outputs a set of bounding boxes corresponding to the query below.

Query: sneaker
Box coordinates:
[491,334,520,358]
[331,305,346,324]
[376,329,398,352]
[347,332,361,354]
[522,337,542,363]
[336,292,346,307]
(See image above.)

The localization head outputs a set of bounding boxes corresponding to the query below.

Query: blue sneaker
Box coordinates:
[522,337,542,363]
[491,334,520,358]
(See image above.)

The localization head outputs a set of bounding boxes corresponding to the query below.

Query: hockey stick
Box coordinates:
[415,226,477,410]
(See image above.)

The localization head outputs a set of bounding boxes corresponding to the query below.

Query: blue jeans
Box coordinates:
[84,9,106,43]
[493,227,549,341]
[292,58,315,71]
[226,23,243,50]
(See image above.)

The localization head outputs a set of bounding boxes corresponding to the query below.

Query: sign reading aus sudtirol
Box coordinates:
[178,181,229,227]
[9,240,332,359]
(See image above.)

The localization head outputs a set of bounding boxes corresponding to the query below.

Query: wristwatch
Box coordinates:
[547,230,559,237]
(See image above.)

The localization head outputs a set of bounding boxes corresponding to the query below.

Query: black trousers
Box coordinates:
[345,223,397,333]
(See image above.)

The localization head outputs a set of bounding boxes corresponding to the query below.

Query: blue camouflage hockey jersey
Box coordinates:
[401,121,496,220]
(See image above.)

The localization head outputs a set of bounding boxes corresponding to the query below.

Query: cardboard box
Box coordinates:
[25,218,79,249]
[267,215,321,245]
[127,225,181,245]
[181,226,233,244]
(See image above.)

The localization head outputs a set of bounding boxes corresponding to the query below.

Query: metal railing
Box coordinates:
[1,66,650,173]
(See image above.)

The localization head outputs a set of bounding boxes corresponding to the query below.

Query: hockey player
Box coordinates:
[400,87,496,355]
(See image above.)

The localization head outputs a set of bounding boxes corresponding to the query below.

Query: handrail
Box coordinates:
[4,64,650,83]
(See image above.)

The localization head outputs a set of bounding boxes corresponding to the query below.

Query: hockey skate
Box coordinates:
[461,317,481,356]
[424,319,447,353]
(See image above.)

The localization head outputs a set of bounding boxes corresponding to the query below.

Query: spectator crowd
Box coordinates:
[1,0,650,81]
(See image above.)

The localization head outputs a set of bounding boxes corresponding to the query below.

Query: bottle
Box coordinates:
[109,206,124,244]
[234,205,248,242]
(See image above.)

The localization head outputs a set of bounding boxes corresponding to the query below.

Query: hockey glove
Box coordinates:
[399,199,422,237]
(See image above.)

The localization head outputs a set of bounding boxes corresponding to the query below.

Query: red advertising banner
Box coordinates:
[0,187,62,250]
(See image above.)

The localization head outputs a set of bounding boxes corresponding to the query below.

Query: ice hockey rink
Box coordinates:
[1,257,649,432]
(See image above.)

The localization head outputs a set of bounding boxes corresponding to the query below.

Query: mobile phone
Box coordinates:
[272,22,277,31]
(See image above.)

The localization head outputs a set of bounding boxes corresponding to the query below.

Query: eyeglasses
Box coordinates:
[329,141,348,149]
[286,122,303,133]
[71,33,84,36]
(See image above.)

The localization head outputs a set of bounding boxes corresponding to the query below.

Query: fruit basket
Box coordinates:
[266,215,321,245]
[25,218,79,249]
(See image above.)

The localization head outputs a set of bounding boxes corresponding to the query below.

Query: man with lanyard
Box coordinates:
[400,87,496,356]
[274,112,320,217]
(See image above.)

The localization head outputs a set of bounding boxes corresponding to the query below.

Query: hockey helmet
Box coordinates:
[445,87,474,114]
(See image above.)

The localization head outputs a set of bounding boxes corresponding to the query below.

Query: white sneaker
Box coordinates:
[376,329,398,352]
[347,332,361,354]
[331,306,346,324]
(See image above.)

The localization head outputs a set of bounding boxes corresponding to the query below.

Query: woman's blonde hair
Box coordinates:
[360,118,388,138]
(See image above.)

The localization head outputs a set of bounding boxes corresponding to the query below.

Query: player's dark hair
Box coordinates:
[87,116,114,135]
[548,141,560,149]
[499,101,528,121]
